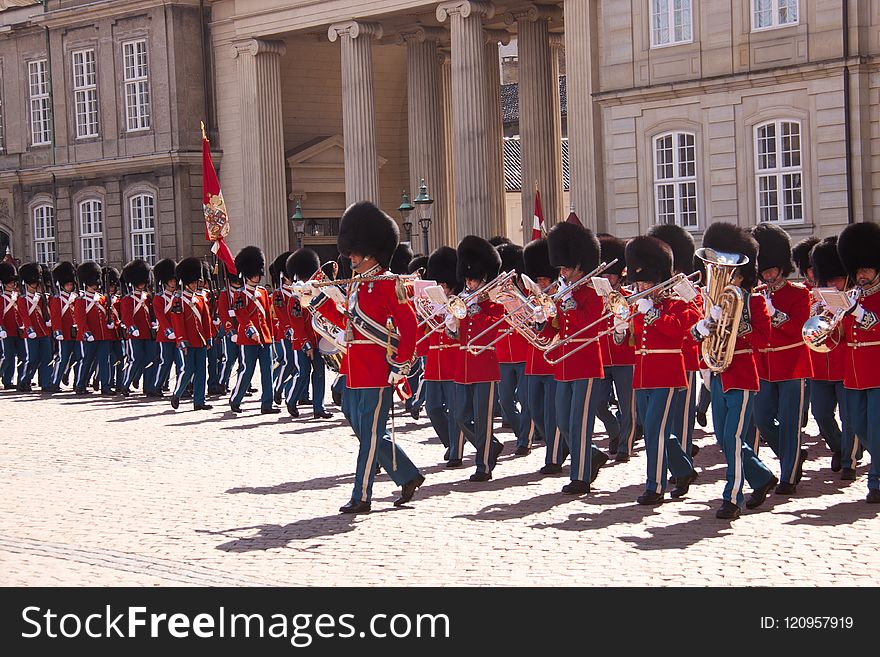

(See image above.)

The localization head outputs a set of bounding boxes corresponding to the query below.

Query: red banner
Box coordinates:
[202,122,237,275]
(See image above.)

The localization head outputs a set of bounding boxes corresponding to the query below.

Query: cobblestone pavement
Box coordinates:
[1,385,878,587]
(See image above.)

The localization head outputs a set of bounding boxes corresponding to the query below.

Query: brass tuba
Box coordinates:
[695,247,748,373]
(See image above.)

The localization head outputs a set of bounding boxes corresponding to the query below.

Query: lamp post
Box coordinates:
[398,190,414,244]
[291,197,305,249]
[413,178,434,255]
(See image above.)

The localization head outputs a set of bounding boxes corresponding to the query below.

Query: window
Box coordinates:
[755,120,803,223]
[651,0,692,48]
[33,205,56,267]
[752,0,798,31]
[130,194,156,264]
[72,48,99,139]
[653,131,698,229]
[28,59,52,146]
[79,199,105,262]
[123,39,151,131]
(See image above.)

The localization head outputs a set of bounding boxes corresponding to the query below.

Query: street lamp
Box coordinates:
[398,190,414,243]
[413,178,434,255]
[291,197,305,248]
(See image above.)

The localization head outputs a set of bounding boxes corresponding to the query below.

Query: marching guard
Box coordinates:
[120,259,159,397]
[169,257,213,411]
[74,261,116,395]
[0,261,21,389]
[48,261,80,392]
[16,262,52,392]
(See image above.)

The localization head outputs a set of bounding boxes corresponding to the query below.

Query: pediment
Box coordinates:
[286,135,387,169]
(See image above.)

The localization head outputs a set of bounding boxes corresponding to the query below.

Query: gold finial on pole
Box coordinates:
[200,121,207,141]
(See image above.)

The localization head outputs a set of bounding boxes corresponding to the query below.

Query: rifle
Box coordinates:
[219,260,239,330]
[147,268,158,340]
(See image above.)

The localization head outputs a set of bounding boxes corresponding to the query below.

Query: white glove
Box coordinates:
[54,330,64,342]
[852,304,867,323]
[445,313,459,332]
[212,317,221,326]
[695,319,711,338]
[388,370,406,386]
[709,305,723,321]
[0,328,6,339]
[85,332,95,343]
[613,316,629,333]
[323,285,345,306]
[45,320,52,327]
[151,320,159,330]
[27,328,37,339]
[764,296,776,316]
[227,309,236,318]
[230,333,238,344]
[534,308,547,324]
[129,327,140,338]
[636,298,654,315]
[106,322,115,330]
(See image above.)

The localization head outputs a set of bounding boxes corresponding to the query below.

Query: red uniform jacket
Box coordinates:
[313,267,417,388]
[423,323,460,382]
[170,291,212,348]
[495,328,529,364]
[525,342,554,376]
[631,297,688,390]
[756,281,813,381]
[202,290,219,339]
[272,287,294,342]
[1,290,20,337]
[215,289,237,336]
[288,298,317,351]
[681,289,704,372]
[75,292,118,341]
[120,292,152,340]
[451,297,503,385]
[599,287,635,368]
[842,280,880,390]
[153,290,178,343]
[542,283,604,382]
[17,292,52,338]
[49,291,78,341]
[233,285,273,346]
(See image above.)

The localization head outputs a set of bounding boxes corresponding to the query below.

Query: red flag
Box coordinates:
[531,184,545,241]
[202,122,237,275]
[565,209,582,226]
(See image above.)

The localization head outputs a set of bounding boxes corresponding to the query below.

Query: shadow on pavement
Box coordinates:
[201,515,360,553]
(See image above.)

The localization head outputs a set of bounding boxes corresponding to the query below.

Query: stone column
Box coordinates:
[328,21,383,206]
[438,48,456,246]
[437,1,495,241]
[233,38,289,257]
[484,29,510,239]
[549,32,565,215]
[564,0,604,231]
[506,4,564,240]
[400,27,450,252]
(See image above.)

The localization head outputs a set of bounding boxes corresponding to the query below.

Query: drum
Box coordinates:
[318,336,343,372]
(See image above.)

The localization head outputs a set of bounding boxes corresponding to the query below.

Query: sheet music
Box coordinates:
[815,288,851,312]
[424,285,449,305]
[520,274,542,297]
[591,277,613,297]
[673,278,698,303]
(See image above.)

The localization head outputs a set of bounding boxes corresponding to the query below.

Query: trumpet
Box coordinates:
[447,270,518,320]
[802,287,860,353]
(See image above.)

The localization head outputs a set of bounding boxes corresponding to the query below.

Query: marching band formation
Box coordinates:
[1,201,879,519]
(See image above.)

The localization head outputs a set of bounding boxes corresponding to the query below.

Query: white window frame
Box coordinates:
[650,0,694,49]
[122,39,151,132]
[129,193,157,264]
[33,204,56,267]
[653,131,699,230]
[28,58,52,146]
[72,48,99,139]
[79,199,105,262]
[751,0,799,32]
[754,119,804,225]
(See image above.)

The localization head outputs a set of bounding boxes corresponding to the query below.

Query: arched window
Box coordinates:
[754,120,803,223]
[653,131,698,228]
[79,199,104,262]
[129,193,156,264]
[33,204,56,266]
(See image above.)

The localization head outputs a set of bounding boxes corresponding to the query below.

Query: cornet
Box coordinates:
[447,270,518,320]
[802,287,860,353]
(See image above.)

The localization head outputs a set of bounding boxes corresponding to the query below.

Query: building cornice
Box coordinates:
[35,0,202,29]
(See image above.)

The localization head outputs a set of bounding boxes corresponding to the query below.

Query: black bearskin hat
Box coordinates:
[337,201,399,269]
[270,251,293,284]
[153,258,176,286]
[426,246,459,290]
[18,262,42,286]
[335,254,352,280]
[547,222,600,273]
[41,264,52,289]
[0,261,17,285]
[389,243,414,275]
[103,267,120,289]
[489,235,513,248]
[597,234,626,277]
[810,237,847,287]
[77,261,102,287]
[701,222,759,290]
[52,261,76,286]
[625,236,673,284]
[408,255,428,276]
[176,257,203,286]
[648,224,695,274]
[752,223,793,276]
[792,236,820,279]
[235,246,265,280]
[285,248,320,282]
[122,259,151,287]
[523,238,558,281]
[456,235,501,283]
[837,222,880,279]
[497,242,524,275]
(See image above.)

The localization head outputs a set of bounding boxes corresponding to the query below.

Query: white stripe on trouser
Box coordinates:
[361,393,383,501]
[680,372,694,448]
[51,344,62,383]
[274,343,287,393]
[21,339,30,380]
[654,389,675,488]
[230,348,248,402]
[482,382,496,468]
[625,385,636,454]
[576,379,594,481]
[122,339,134,387]
[731,392,749,502]
[153,344,165,390]
[791,380,805,484]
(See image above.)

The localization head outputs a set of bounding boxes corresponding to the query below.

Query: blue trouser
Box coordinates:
[405,357,426,413]
[51,340,80,388]
[424,379,463,452]
[454,381,501,473]
[499,362,535,449]
[207,336,221,388]
[670,370,699,458]
[220,334,239,387]
[596,365,635,456]
[123,339,158,393]
[711,376,775,506]
[0,335,23,385]
[810,379,845,455]
[843,388,880,492]
[273,339,299,396]
[755,378,806,485]
[153,342,177,391]
[22,335,52,388]
[286,350,326,413]
[104,340,124,389]
[555,378,604,483]
[230,343,273,408]
[174,345,207,406]
[636,387,692,494]
[348,386,420,502]
[527,374,562,466]
[76,340,110,392]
